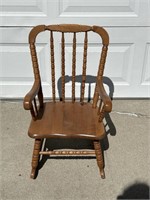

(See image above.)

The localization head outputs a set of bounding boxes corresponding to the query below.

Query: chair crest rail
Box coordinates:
[29,24,109,45]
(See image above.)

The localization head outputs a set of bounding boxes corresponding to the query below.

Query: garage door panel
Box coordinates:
[105,43,134,85]
[59,0,139,17]
[0,0,58,26]
[141,43,150,86]
[0,0,149,26]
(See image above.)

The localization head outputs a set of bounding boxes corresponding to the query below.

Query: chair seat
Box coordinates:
[28,102,105,140]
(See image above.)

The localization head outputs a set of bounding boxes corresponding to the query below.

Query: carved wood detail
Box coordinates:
[93,45,108,108]
[94,140,105,179]
[98,46,108,78]
[72,32,76,102]
[30,43,40,81]
[81,32,88,103]
[61,32,65,102]
[50,31,56,102]
[31,139,42,179]
[39,150,95,155]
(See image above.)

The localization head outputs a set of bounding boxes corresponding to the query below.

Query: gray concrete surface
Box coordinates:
[0,100,150,200]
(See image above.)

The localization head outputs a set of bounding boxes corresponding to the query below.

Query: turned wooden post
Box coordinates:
[50,31,56,102]
[94,140,105,179]
[31,139,42,179]
[93,45,108,108]
[61,32,65,102]
[72,32,76,102]
[80,32,88,103]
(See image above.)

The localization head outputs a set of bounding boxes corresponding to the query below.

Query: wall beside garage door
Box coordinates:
[0,0,150,98]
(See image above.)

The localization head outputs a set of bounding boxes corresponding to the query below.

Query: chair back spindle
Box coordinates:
[61,32,65,102]
[80,32,88,103]
[50,31,56,102]
[72,32,76,102]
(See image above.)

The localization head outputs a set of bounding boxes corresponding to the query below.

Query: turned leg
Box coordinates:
[94,140,105,179]
[30,139,42,179]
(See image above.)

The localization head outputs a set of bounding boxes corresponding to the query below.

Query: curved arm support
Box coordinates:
[23,81,41,110]
[97,80,112,112]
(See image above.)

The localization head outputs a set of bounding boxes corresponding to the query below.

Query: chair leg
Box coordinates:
[94,140,105,179]
[30,139,42,179]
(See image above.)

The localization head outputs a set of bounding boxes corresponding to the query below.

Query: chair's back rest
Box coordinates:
[29,24,109,104]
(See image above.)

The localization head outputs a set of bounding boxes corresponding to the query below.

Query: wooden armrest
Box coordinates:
[23,81,40,110]
[97,80,112,112]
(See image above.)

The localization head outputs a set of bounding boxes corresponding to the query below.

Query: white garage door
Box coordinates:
[0,0,150,98]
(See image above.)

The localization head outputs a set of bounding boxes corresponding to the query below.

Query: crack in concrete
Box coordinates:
[112,111,150,118]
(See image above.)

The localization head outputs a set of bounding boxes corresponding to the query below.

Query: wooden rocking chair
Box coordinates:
[23,24,112,179]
